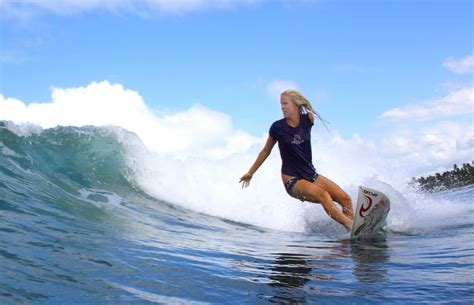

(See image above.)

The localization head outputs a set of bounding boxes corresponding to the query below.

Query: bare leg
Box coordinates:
[292,179,353,231]
[315,175,354,220]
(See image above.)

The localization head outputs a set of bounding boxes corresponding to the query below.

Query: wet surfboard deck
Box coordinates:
[351,186,391,239]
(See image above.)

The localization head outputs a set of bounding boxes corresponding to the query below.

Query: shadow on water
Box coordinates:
[266,252,312,304]
[349,238,391,285]
[264,237,391,303]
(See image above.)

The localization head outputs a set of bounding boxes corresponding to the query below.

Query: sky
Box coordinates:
[0,0,473,177]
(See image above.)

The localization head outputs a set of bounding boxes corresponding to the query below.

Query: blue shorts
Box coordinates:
[284,173,319,200]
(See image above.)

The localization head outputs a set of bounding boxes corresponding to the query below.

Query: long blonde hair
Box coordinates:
[281,89,329,129]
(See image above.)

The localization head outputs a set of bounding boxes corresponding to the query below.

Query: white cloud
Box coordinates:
[380,120,473,167]
[0,81,260,158]
[436,79,473,93]
[380,86,474,121]
[266,80,299,98]
[0,0,261,19]
[378,62,473,174]
[443,53,474,74]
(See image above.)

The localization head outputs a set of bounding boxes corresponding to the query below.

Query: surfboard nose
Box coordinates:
[351,186,391,239]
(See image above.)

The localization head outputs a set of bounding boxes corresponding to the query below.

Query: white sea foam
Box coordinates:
[117,125,471,234]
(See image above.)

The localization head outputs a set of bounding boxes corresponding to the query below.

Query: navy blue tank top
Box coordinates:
[269,113,316,180]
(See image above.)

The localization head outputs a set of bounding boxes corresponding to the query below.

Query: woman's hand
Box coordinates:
[239,173,253,188]
[239,136,275,189]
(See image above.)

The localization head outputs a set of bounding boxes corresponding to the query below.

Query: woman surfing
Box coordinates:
[239,90,354,231]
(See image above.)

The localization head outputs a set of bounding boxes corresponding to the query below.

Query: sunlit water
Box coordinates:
[1,122,473,304]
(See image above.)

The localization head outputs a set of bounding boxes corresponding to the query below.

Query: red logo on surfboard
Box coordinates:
[360,195,372,217]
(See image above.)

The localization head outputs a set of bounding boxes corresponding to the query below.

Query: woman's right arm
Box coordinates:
[239,136,276,188]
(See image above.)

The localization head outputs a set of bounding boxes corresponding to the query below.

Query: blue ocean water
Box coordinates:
[1,121,473,304]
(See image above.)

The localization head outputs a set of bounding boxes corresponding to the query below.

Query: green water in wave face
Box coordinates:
[1,121,473,304]
[0,122,135,193]
[0,122,150,226]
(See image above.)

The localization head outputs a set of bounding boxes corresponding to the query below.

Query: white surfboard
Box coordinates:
[350,186,390,239]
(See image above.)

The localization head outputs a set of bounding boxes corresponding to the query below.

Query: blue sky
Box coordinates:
[1,0,473,174]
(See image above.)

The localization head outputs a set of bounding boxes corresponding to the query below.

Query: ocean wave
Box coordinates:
[1,120,470,235]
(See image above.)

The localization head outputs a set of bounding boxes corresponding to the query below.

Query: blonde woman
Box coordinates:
[239,90,354,231]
